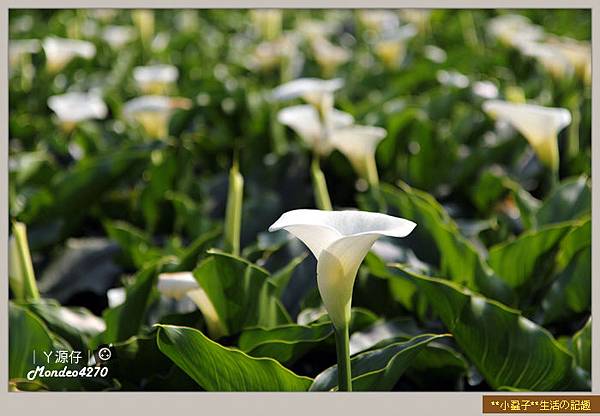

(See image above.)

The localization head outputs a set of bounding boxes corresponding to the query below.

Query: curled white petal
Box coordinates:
[517,41,574,79]
[42,37,96,71]
[269,209,416,328]
[107,287,126,308]
[329,125,387,180]
[157,272,227,337]
[277,104,353,155]
[47,92,108,123]
[487,14,544,47]
[157,272,199,300]
[271,77,344,102]
[483,100,571,169]
[269,209,416,257]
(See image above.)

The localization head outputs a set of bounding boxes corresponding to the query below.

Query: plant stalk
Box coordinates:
[224,162,244,256]
[310,156,333,211]
[10,222,40,301]
[334,324,352,391]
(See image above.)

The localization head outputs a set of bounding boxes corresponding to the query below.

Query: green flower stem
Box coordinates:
[224,162,244,256]
[365,156,380,188]
[334,324,352,391]
[10,222,40,301]
[310,156,333,211]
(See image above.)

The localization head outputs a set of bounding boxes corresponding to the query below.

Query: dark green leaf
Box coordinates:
[157,324,312,391]
[310,334,449,391]
[399,266,589,390]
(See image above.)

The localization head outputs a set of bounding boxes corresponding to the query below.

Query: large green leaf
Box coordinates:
[572,318,591,373]
[102,264,159,343]
[361,182,513,304]
[399,266,590,390]
[107,334,198,391]
[310,334,449,391]
[239,322,333,364]
[535,176,591,227]
[541,218,591,323]
[9,302,56,380]
[488,223,572,291]
[156,324,312,391]
[23,299,106,352]
[191,250,291,336]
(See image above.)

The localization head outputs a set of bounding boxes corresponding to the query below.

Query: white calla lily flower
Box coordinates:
[545,37,591,83]
[311,38,350,77]
[47,92,108,130]
[102,25,136,49]
[483,100,571,171]
[488,14,544,48]
[277,105,354,155]
[123,95,191,138]
[157,272,227,338]
[269,209,416,329]
[271,77,344,111]
[373,24,417,68]
[329,125,387,185]
[42,37,96,73]
[133,64,179,94]
[517,41,574,80]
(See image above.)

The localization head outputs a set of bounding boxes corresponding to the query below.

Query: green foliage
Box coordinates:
[8,9,591,392]
[157,324,313,391]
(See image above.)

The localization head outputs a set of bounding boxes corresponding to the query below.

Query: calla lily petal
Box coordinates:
[483,100,571,170]
[42,37,96,72]
[123,95,191,138]
[277,104,354,155]
[269,209,416,329]
[157,272,227,337]
[47,92,108,124]
[133,64,179,94]
[487,14,544,48]
[271,77,344,102]
[329,125,386,182]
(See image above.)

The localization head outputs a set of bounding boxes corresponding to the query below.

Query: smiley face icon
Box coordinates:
[98,347,112,361]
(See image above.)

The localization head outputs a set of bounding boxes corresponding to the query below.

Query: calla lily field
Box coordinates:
[8,9,591,392]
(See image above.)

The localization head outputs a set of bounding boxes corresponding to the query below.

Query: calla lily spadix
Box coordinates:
[123,95,192,138]
[271,77,344,113]
[157,272,227,338]
[277,104,354,156]
[329,125,387,186]
[133,64,179,94]
[47,92,108,131]
[269,209,416,329]
[42,37,96,73]
[269,209,416,391]
[482,99,571,172]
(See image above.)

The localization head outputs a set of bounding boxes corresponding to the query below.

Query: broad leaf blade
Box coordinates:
[310,333,449,391]
[399,267,589,391]
[156,324,312,391]
[239,322,333,364]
